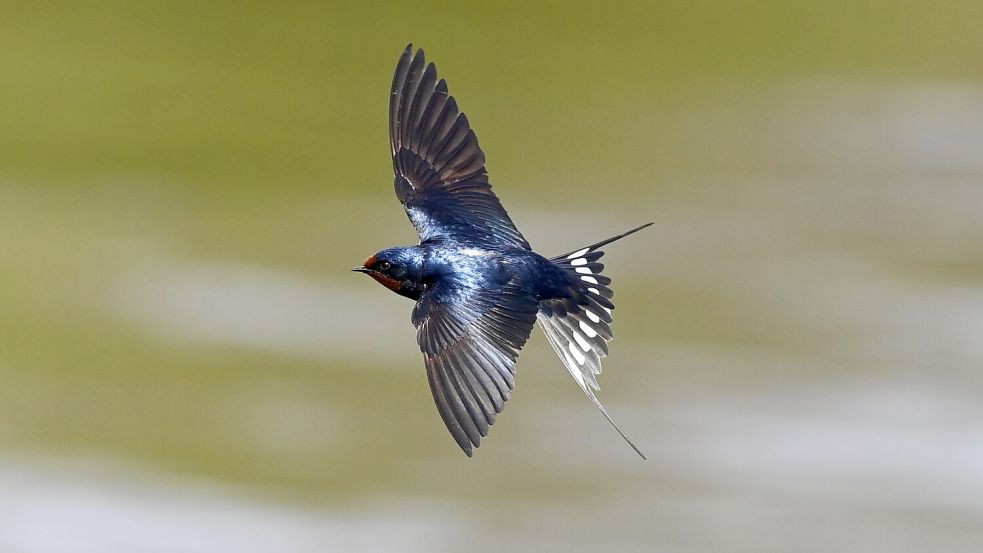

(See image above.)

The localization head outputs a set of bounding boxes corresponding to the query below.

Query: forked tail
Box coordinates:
[536,223,652,459]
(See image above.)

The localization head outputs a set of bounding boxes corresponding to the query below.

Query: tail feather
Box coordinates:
[552,222,654,259]
[537,222,652,460]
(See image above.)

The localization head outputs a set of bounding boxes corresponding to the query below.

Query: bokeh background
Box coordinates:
[3,2,983,551]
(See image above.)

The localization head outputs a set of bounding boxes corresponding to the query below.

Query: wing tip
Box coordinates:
[397,44,415,68]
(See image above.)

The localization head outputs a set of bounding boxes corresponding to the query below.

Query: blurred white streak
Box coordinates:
[778,80,983,174]
[0,456,468,553]
[666,383,983,509]
[109,260,418,365]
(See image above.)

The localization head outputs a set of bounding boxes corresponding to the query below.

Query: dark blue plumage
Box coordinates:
[354,45,651,458]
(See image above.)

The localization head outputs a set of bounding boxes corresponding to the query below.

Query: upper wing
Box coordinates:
[411,275,539,456]
[389,44,530,250]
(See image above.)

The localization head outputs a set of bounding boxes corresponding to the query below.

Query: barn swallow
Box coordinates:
[354,44,650,459]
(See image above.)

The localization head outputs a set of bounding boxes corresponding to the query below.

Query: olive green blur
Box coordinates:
[2,2,982,550]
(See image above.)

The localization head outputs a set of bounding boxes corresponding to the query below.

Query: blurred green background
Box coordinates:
[3,2,983,552]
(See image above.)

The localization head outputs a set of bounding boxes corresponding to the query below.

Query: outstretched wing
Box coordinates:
[390,44,530,250]
[412,275,539,456]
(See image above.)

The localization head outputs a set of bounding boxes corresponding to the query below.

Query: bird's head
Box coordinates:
[352,246,425,300]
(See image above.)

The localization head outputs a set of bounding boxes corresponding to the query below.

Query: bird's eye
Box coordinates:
[377,260,392,271]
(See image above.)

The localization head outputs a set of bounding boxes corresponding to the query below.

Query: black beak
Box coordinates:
[352,266,370,273]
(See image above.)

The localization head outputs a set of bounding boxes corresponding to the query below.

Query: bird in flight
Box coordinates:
[354,44,651,459]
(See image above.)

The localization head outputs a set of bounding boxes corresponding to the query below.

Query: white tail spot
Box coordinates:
[571,258,588,266]
[588,287,600,295]
[585,309,601,323]
[560,348,587,387]
[567,248,590,259]
[567,341,587,365]
[579,320,598,338]
[573,331,591,352]
[575,267,593,275]
[581,276,599,284]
